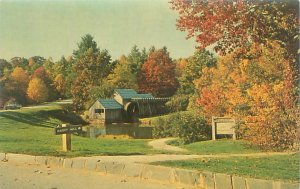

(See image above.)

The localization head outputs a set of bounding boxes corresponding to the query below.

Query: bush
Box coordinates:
[152,116,178,138]
[165,94,190,112]
[153,111,211,144]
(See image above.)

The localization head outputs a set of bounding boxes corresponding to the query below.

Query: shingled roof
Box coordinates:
[114,89,154,99]
[98,99,123,109]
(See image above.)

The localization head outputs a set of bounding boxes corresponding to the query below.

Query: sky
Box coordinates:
[0,0,197,61]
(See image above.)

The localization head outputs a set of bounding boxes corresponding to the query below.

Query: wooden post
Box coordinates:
[212,116,216,140]
[232,119,237,140]
[62,124,71,151]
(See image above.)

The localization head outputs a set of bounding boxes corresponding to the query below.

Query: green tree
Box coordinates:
[167,50,216,111]
[179,50,216,95]
[53,56,75,98]
[127,45,147,76]
[43,58,55,77]
[28,56,46,73]
[10,57,28,70]
[73,34,99,59]
[107,55,138,90]
[72,46,113,111]
[0,59,12,77]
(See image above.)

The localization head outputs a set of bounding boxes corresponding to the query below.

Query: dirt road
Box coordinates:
[0,161,190,189]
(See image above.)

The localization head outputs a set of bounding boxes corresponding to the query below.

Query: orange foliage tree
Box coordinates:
[138,48,178,97]
[195,41,298,150]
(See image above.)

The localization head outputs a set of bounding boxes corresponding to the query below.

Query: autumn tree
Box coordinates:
[195,41,298,150]
[240,42,298,150]
[4,67,29,105]
[54,74,66,97]
[27,77,49,103]
[32,66,58,100]
[174,58,188,77]
[170,0,299,58]
[11,67,29,85]
[138,48,178,97]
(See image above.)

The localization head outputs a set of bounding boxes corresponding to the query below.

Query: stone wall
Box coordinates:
[1,153,298,189]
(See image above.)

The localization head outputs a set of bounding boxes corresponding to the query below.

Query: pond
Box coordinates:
[82,123,153,139]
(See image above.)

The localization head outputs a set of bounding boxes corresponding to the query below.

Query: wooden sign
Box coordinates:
[54,124,82,151]
[212,117,236,140]
[54,125,82,135]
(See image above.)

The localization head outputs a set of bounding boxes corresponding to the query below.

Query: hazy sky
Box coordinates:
[0,0,197,61]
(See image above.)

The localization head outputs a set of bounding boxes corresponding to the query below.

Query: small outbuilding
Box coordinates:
[89,99,123,123]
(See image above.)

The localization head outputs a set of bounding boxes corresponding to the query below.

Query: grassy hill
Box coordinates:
[0,103,156,157]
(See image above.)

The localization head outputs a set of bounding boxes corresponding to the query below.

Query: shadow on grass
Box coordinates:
[47,109,87,125]
[0,109,87,128]
[0,111,55,128]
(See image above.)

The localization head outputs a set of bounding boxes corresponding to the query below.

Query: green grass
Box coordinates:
[0,104,158,157]
[181,139,262,154]
[152,153,299,181]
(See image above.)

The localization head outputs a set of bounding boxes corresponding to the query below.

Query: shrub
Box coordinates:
[165,94,190,112]
[152,116,177,138]
[175,112,211,144]
[152,111,211,144]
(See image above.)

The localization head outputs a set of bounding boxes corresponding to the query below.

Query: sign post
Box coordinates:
[62,124,71,151]
[54,124,83,152]
[212,117,236,140]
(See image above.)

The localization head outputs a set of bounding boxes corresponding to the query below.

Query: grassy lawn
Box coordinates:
[179,139,262,154]
[0,104,158,157]
[152,153,299,181]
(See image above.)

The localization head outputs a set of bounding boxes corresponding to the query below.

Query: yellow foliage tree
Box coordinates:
[195,41,298,150]
[11,67,29,83]
[54,74,66,97]
[5,67,30,104]
[27,77,49,103]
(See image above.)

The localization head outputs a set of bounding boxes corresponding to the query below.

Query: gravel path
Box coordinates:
[0,161,190,189]
[148,138,188,152]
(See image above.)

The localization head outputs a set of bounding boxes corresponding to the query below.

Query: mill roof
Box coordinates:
[135,93,154,98]
[98,99,123,109]
[114,89,154,99]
